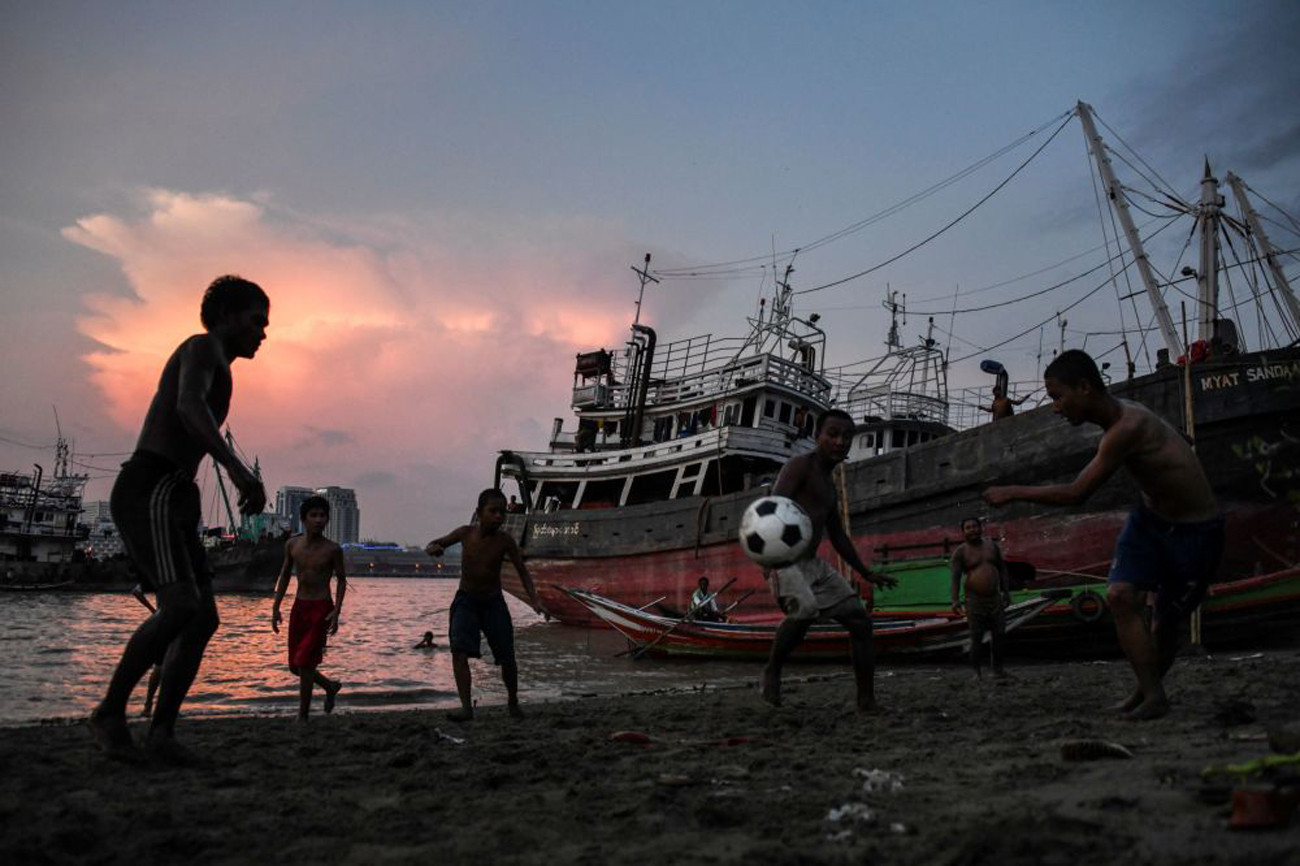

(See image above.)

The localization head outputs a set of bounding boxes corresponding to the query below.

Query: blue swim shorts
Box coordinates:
[448,589,516,665]
[1107,506,1225,620]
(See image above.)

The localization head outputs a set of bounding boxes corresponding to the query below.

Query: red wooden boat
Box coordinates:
[560,586,1058,660]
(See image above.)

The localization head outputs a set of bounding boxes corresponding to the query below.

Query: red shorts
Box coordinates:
[288,598,333,669]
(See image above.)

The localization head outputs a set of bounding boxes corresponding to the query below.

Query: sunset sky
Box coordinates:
[2,1,1297,543]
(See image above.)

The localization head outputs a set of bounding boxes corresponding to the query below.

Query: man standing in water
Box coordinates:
[762,409,897,712]
[89,276,269,764]
[984,350,1223,720]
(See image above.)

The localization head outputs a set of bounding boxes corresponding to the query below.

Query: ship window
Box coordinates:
[579,478,622,509]
[892,431,905,448]
[778,403,792,424]
[862,433,875,448]
[625,469,677,506]
[763,399,775,418]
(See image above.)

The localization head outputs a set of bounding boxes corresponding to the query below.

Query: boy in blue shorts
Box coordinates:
[424,489,542,721]
[985,350,1223,720]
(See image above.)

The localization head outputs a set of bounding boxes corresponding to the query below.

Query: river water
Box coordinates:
[0,578,762,725]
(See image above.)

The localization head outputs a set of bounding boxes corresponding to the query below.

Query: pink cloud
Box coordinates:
[65,190,635,541]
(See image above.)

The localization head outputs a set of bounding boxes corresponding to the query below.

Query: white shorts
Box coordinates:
[768,558,862,622]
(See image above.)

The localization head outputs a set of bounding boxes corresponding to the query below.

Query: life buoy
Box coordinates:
[1070,589,1106,624]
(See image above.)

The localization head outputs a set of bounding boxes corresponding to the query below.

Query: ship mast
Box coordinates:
[1077,101,1184,358]
[1226,171,1300,335]
[1195,159,1224,342]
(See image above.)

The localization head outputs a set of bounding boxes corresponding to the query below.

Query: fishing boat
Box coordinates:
[496,102,1300,630]
[560,586,1058,660]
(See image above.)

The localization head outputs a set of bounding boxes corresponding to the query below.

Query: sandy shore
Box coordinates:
[2,648,1298,865]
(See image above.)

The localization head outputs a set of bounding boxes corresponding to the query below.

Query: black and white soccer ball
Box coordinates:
[739,495,813,567]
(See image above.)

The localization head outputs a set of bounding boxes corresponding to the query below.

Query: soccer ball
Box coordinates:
[739,495,813,567]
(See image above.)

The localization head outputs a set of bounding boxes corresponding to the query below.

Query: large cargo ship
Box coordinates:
[494,103,1300,627]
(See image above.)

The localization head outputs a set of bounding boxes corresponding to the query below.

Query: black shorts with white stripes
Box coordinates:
[110,450,211,591]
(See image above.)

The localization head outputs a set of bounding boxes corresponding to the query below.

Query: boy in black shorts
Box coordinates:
[424,489,542,721]
[985,350,1223,720]
[89,276,269,764]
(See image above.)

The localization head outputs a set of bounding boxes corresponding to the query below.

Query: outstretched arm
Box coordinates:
[506,538,543,614]
[949,551,964,612]
[177,337,264,513]
[272,541,293,633]
[994,542,1011,605]
[327,546,347,634]
[424,526,467,558]
[827,509,895,589]
[984,424,1132,508]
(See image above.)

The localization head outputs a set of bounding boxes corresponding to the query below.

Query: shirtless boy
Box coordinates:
[949,517,1011,679]
[983,385,1029,420]
[425,489,542,721]
[762,409,897,712]
[985,350,1223,720]
[89,275,268,765]
[272,495,346,721]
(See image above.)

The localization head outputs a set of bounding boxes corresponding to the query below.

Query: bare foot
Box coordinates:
[508,702,524,720]
[446,708,474,723]
[144,732,207,768]
[88,710,145,764]
[1108,690,1144,715]
[1126,697,1171,721]
[323,680,341,714]
[760,666,781,707]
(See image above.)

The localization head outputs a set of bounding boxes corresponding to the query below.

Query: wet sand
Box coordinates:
[2,649,1298,865]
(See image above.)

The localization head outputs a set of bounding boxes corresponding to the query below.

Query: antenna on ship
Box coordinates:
[51,406,70,480]
[630,253,659,327]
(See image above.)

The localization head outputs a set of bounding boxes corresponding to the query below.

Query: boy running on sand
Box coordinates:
[272,495,346,721]
[985,350,1223,720]
[949,517,1011,679]
[424,489,542,721]
[89,275,268,766]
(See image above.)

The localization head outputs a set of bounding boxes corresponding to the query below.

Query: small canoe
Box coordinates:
[560,586,1058,660]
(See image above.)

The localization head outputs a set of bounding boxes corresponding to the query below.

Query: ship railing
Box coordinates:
[509,425,793,474]
[838,387,950,426]
[577,353,832,412]
[947,381,1049,431]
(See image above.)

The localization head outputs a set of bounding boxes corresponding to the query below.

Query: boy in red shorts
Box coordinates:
[272,495,346,721]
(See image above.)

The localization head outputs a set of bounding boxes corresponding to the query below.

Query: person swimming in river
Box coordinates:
[272,495,347,721]
[424,489,543,722]
[414,632,438,649]
[949,517,1011,680]
[984,350,1224,721]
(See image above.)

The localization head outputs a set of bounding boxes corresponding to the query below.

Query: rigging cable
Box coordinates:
[793,113,1077,296]
[652,110,1076,279]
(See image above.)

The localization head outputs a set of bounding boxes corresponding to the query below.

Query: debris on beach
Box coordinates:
[432,727,465,745]
[1059,740,1135,761]
[826,802,876,824]
[854,767,905,794]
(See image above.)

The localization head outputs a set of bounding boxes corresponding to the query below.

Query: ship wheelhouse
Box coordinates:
[497,275,834,514]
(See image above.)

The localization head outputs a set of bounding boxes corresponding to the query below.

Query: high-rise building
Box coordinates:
[314,486,361,545]
[274,486,314,534]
